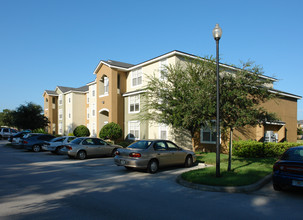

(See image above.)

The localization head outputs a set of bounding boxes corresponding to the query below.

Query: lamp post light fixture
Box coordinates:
[212,23,222,177]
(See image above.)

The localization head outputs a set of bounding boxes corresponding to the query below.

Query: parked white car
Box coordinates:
[42,136,76,154]
[0,127,18,139]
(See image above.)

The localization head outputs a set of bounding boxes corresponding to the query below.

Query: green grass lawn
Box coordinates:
[182,152,277,187]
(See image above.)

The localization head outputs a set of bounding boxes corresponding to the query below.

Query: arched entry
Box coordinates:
[99,108,109,130]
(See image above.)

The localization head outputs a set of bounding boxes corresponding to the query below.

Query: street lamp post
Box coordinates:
[212,24,222,177]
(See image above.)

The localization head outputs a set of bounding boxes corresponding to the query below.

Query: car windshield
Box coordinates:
[127,141,152,149]
[281,148,303,161]
[70,138,84,145]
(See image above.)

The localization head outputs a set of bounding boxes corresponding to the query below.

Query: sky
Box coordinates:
[0,0,302,119]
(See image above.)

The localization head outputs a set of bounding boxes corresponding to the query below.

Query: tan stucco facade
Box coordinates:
[43,92,58,135]
[95,64,127,137]
[43,50,300,152]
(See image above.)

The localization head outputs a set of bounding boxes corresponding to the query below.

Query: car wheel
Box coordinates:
[51,151,57,154]
[32,145,41,152]
[77,150,86,160]
[125,166,133,170]
[273,183,282,191]
[184,155,193,167]
[0,135,2,140]
[147,159,159,174]
[55,147,62,154]
[111,148,118,157]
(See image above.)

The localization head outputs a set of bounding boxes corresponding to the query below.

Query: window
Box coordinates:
[92,90,95,97]
[129,95,140,113]
[117,74,120,90]
[46,98,48,102]
[59,94,63,105]
[167,141,179,151]
[59,109,63,120]
[92,109,95,117]
[59,122,63,134]
[159,59,167,80]
[104,76,109,95]
[159,124,167,140]
[200,123,217,144]
[128,121,140,140]
[131,68,142,87]
[154,141,167,151]
[87,108,89,119]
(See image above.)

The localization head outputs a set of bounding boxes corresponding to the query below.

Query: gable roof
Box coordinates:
[56,85,88,94]
[44,90,58,96]
[93,60,135,73]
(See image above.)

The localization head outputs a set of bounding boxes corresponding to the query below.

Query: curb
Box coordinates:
[176,172,273,193]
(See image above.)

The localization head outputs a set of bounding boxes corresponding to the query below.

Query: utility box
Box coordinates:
[265,131,278,143]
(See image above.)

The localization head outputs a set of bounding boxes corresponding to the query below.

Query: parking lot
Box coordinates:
[1,140,303,220]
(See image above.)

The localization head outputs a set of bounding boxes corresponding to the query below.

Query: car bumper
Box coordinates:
[42,146,56,151]
[114,156,149,169]
[273,172,303,189]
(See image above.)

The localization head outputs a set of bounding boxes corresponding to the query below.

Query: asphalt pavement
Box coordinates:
[1,140,303,220]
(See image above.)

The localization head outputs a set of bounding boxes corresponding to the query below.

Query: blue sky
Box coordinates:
[1,0,302,119]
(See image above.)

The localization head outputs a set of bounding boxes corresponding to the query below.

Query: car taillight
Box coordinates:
[66,145,72,150]
[115,151,120,155]
[129,152,141,158]
[23,141,28,144]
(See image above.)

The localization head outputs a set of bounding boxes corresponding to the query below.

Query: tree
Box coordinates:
[141,58,217,151]
[73,125,90,137]
[141,57,276,157]
[219,61,278,171]
[99,122,122,143]
[7,103,49,130]
[0,109,16,127]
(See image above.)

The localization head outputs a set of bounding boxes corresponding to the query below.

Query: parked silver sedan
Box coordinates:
[114,140,196,173]
[66,137,122,160]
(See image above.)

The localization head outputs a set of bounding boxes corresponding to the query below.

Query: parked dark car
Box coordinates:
[22,133,55,152]
[8,131,31,143]
[273,146,303,191]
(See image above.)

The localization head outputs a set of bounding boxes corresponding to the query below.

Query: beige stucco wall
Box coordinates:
[95,64,126,137]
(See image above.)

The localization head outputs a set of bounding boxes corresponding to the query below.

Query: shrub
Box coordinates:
[99,122,122,143]
[73,125,90,137]
[233,140,302,158]
[68,132,74,136]
[32,128,47,134]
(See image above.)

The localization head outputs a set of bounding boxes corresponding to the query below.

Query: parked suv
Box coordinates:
[22,133,55,152]
[0,127,18,139]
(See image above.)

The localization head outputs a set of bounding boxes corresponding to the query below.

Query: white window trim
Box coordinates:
[99,94,109,98]
[131,68,143,88]
[58,94,63,106]
[159,58,167,80]
[200,123,219,144]
[128,95,140,114]
[128,120,140,140]
[159,124,168,140]
[104,76,109,95]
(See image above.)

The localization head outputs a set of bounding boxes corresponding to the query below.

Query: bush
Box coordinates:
[73,125,90,137]
[99,122,122,143]
[32,128,47,134]
[116,140,134,148]
[233,140,302,158]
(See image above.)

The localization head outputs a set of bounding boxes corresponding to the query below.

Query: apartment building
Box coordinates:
[43,50,301,151]
[43,86,88,136]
